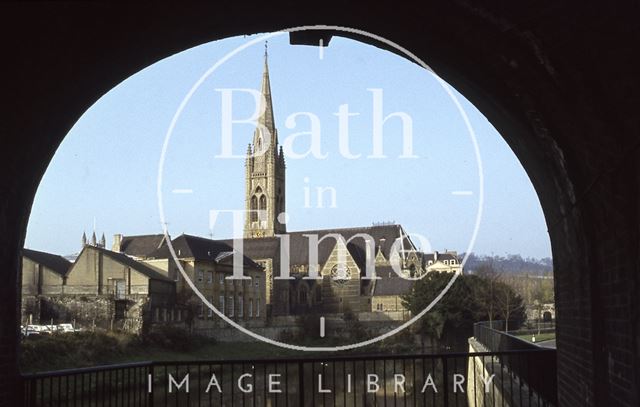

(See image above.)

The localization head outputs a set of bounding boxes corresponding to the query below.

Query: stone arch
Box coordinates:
[2,4,639,406]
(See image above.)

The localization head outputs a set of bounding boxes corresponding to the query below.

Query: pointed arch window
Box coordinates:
[259,194,267,211]
[250,195,258,222]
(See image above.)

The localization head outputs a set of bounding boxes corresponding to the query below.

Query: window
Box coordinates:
[207,272,213,284]
[163,308,168,321]
[450,259,456,265]
[154,308,160,321]
[176,309,181,322]
[255,276,260,289]
[113,279,126,299]
[219,296,225,314]
[199,302,204,317]
[175,268,180,282]
[197,270,204,283]
[208,298,213,317]
[256,300,260,317]
[250,195,258,222]
[249,299,253,317]
[228,296,234,317]
[444,260,449,265]
[219,273,225,285]
[238,297,243,317]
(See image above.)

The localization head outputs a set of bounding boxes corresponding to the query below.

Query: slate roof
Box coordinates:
[88,246,173,282]
[372,265,415,296]
[120,234,167,258]
[22,248,72,277]
[220,224,415,273]
[149,234,262,269]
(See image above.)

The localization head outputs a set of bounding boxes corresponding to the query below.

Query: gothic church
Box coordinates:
[224,49,462,318]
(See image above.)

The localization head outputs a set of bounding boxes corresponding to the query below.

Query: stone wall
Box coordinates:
[36,295,150,334]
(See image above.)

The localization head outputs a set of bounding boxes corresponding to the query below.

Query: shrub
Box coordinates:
[143,325,210,352]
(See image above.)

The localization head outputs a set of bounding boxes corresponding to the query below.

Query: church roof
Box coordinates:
[120,234,167,258]
[22,248,72,277]
[372,265,415,296]
[149,234,262,269]
[221,224,415,273]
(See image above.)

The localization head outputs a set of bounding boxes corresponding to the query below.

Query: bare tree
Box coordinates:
[494,279,525,332]
[473,261,502,328]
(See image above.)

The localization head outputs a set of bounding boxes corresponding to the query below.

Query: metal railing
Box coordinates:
[474,321,557,405]
[22,349,556,406]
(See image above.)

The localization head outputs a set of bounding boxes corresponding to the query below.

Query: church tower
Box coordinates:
[244,45,286,238]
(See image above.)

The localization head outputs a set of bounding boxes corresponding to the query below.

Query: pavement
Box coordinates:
[536,339,556,349]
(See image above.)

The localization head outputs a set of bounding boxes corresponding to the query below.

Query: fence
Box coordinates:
[473,321,557,405]
[23,348,557,406]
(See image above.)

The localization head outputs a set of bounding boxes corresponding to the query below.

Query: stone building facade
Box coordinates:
[21,249,71,325]
[20,233,266,335]
[144,234,267,332]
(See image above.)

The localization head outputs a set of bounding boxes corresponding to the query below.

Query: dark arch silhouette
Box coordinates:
[2,3,639,406]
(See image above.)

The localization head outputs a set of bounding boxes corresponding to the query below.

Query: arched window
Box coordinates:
[256,137,262,153]
[250,195,258,221]
[259,194,267,211]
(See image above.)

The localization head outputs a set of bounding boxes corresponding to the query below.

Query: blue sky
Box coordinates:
[25,33,551,259]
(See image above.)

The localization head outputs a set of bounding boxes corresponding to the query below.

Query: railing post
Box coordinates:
[298,361,304,407]
[27,377,36,407]
[443,357,449,407]
[147,363,155,407]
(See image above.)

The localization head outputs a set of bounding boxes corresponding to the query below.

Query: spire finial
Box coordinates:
[264,41,268,58]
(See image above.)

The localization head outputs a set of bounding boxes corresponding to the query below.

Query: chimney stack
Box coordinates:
[112,234,123,252]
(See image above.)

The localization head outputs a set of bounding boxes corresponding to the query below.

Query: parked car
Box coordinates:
[57,323,78,333]
[23,325,47,337]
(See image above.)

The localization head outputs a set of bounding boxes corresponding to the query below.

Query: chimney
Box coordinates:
[112,234,123,252]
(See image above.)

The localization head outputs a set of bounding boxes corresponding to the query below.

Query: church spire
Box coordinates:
[256,42,276,149]
[244,45,286,239]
